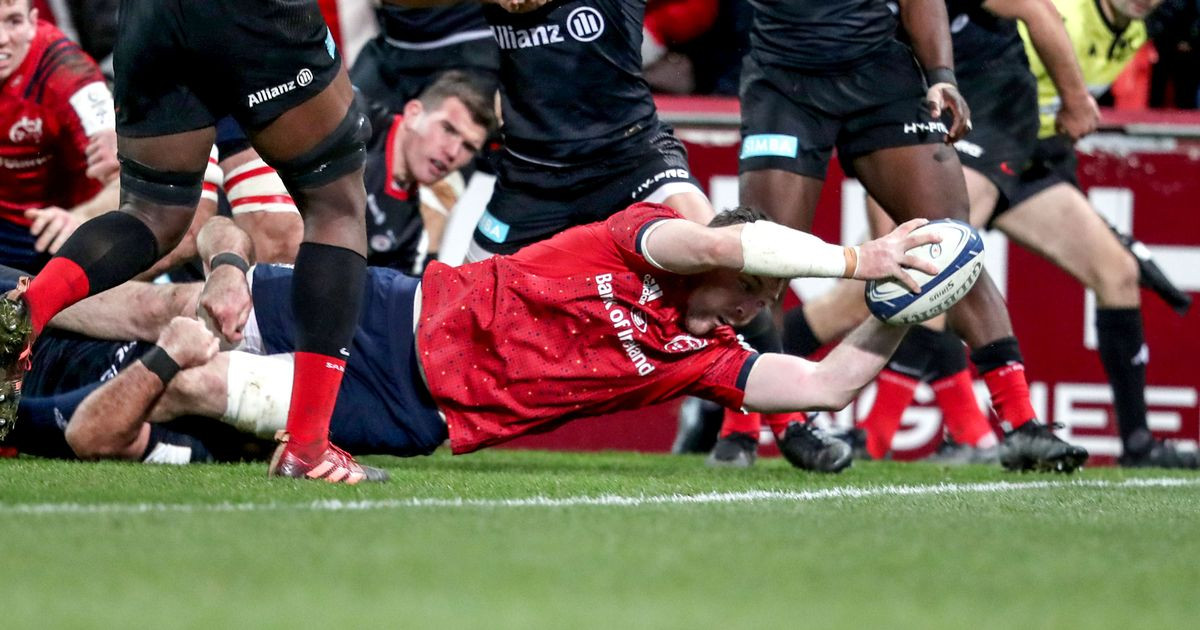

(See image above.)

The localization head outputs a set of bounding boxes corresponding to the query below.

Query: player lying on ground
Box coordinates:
[45,205,951,469]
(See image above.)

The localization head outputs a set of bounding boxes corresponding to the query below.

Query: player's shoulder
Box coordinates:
[26,21,105,104]
[608,202,683,227]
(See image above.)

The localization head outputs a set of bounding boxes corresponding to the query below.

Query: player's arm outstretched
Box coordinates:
[741,319,909,413]
[642,217,941,293]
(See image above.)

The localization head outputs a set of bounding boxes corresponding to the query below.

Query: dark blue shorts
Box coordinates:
[0,219,50,274]
[249,264,448,456]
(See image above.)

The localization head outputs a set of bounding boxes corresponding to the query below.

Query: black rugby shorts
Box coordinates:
[739,40,947,179]
[952,70,1041,218]
[1003,135,1080,212]
[114,0,342,137]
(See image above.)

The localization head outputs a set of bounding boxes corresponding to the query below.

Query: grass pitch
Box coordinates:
[3,451,1198,629]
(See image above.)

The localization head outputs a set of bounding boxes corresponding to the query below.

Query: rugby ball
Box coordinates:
[865,219,984,325]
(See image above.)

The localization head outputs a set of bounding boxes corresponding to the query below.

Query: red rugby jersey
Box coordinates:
[419,203,757,454]
[1,21,110,225]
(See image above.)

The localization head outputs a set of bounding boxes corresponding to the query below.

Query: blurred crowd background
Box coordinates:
[31,0,1200,108]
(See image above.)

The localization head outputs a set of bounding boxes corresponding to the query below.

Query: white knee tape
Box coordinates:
[202,145,222,204]
[222,351,294,438]
[224,158,299,215]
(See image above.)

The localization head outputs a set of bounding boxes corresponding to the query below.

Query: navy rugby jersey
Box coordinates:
[946,0,1027,79]
[482,0,656,164]
[748,0,898,70]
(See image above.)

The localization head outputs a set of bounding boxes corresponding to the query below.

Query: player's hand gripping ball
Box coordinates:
[865,219,984,324]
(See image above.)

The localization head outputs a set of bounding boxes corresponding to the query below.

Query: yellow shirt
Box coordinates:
[1019,0,1147,138]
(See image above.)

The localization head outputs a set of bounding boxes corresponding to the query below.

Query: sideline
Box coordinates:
[2,477,1197,515]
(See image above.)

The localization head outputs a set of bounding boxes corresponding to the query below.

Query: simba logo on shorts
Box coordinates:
[664,335,709,353]
[248,69,311,108]
[740,134,798,159]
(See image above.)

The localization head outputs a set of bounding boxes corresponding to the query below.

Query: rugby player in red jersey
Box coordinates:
[52,204,952,466]
[0,0,118,273]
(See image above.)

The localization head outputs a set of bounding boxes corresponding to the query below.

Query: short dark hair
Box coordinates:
[707,206,767,228]
[418,70,498,135]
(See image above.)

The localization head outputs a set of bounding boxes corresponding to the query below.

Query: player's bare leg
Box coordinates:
[739,169,825,231]
[0,127,213,440]
[246,69,384,483]
[992,182,1177,465]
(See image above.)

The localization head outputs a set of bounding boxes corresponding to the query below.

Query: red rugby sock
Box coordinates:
[932,370,993,446]
[720,409,761,439]
[764,412,806,439]
[25,258,90,335]
[982,363,1037,432]
[861,369,919,459]
[285,351,346,458]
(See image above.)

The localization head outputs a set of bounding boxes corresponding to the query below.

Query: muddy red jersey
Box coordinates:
[1,21,111,226]
[419,202,757,454]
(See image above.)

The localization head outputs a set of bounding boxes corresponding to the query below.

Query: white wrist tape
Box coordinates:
[201,146,222,204]
[739,221,857,278]
[221,351,294,438]
[224,158,299,215]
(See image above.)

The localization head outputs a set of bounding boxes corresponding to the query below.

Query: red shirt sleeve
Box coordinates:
[605,202,682,261]
[42,35,110,207]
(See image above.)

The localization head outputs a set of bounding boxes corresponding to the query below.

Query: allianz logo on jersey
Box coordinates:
[247,69,314,108]
[491,7,605,50]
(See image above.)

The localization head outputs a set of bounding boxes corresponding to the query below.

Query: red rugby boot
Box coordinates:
[268,431,389,483]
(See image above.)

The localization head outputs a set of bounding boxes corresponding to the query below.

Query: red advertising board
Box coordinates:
[508,98,1200,463]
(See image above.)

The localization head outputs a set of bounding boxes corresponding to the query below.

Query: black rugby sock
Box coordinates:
[290,243,367,357]
[924,329,968,382]
[52,211,160,292]
[28,212,160,333]
[887,325,939,378]
[1096,308,1149,454]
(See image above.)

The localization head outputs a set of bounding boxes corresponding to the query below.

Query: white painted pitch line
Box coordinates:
[1,477,1197,516]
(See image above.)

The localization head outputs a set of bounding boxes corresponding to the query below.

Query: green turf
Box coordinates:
[3,451,1198,629]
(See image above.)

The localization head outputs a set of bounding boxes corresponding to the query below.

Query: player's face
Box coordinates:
[1108,0,1163,20]
[684,270,780,336]
[0,1,36,82]
[402,96,487,186]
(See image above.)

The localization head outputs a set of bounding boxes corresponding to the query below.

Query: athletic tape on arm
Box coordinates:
[224,159,298,215]
[202,146,222,204]
[739,221,857,278]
